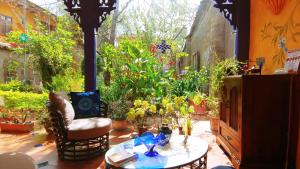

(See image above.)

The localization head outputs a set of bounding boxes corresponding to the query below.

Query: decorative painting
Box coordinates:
[250,0,300,74]
[260,0,300,67]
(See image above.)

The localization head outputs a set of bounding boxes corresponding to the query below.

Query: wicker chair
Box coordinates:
[46,99,111,160]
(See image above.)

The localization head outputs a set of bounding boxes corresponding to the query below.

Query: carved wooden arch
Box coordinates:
[213,0,250,63]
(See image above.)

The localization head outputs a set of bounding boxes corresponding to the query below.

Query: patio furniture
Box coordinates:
[105,134,208,169]
[0,152,36,169]
[47,92,111,160]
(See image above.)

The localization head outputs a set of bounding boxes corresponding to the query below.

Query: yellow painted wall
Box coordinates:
[250,0,300,74]
[0,1,55,35]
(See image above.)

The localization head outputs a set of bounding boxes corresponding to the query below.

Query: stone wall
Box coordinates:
[181,0,235,71]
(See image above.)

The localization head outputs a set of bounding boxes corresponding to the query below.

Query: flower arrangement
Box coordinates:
[127,99,157,128]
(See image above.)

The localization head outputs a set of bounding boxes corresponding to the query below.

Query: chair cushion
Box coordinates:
[70,91,101,119]
[49,92,75,125]
[67,117,112,140]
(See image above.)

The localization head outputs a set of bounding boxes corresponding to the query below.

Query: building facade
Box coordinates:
[179,0,235,72]
[0,0,56,83]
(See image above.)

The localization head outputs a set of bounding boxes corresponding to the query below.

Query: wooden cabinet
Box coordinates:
[216,75,300,169]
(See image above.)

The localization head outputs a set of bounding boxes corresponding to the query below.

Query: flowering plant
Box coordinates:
[127,99,157,127]
[159,96,194,128]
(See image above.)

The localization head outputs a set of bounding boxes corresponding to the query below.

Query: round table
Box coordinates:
[105,134,208,169]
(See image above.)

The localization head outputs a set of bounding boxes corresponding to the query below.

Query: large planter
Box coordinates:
[112,120,128,131]
[210,117,219,132]
[0,122,34,133]
[0,118,17,123]
[188,100,207,115]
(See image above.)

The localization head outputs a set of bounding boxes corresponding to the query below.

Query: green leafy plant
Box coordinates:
[206,96,219,117]
[0,91,48,110]
[109,99,132,121]
[0,80,33,92]
[7,16,79,89]
[210,58,241,96]
[49,72,84,92]
[171,66,209,97]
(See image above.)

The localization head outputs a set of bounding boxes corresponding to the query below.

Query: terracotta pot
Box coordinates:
[112,120,128,131]
[187,127,192,136]
[0,122,34,133]
[210,117,219,132]
[137,126,148,136]
[178,126,183,135]
[188,100,207,114]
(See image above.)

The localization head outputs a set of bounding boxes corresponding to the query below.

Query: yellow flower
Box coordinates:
[136,108,145,117]
[149,105,156,113]
[134,99,142,107]
[162,98,169,107]
[188,105,195,113]
[159,109,164,115]
[142,101,149,108]
[166,103,174,113]
[127,110,136,121]
[174,96,184,106]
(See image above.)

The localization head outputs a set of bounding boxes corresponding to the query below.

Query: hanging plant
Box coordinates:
[264,0,286,15]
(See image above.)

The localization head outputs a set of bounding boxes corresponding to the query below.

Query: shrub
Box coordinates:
[0,91,48,110]
[0,80,33,92]
[49,73,84,92]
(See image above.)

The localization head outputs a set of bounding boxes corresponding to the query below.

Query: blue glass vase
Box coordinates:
[135,131,167,157]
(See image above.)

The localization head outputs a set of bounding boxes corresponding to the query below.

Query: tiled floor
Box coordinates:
[0,118,232,169]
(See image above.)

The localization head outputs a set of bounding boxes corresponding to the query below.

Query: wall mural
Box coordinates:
[261,0,300,66]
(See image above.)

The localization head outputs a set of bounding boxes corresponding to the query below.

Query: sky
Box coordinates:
[28,0,200,15]
[28,0,200,37]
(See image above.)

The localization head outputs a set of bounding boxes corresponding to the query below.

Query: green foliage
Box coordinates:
[109,99,132,120]
[5,59,20,81]
[210,58,241,96]
[0,91,48,110]
[171,66,209,97]
[206,96,219,117]
[49,72,84,92]
[7,16,78,89]
[98,38,173,101]
[0,80,33,92]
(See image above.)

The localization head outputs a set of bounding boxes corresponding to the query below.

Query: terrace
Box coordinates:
[0,0,300,169]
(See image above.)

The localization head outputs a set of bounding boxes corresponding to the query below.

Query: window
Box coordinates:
[192,52,200,71]
[0,14,12,35]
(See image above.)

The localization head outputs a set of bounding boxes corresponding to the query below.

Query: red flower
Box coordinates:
[169,60,176,66]
[159,57,164,63]
[150,44,157,53]
[9,43,18,48]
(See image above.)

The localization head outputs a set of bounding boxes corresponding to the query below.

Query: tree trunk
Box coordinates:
[109,0,120,44]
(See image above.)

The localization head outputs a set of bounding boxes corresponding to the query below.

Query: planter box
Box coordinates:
[0,122,34,133]
[0,118,16,123]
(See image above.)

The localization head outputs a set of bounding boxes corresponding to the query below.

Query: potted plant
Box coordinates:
[159,96,194,135]
[0,110,34,133]
[206,96,219,132]
[127,99,157,135]
[35,108,53,135]
[110,99,132,131]
[208,58,241,132]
